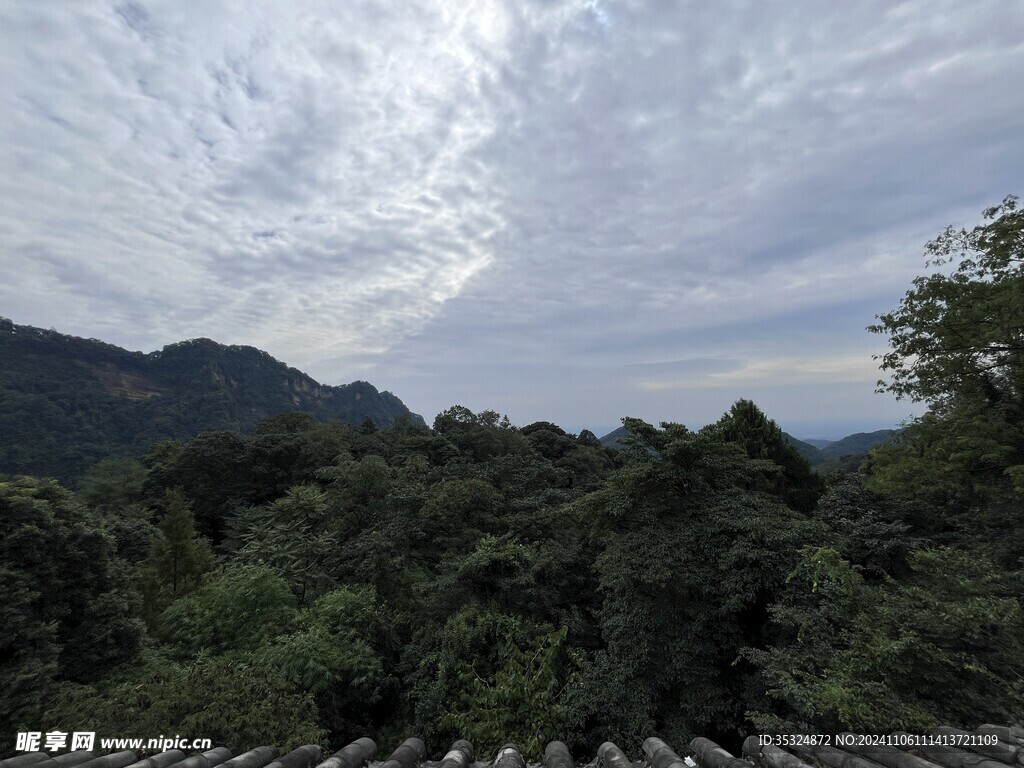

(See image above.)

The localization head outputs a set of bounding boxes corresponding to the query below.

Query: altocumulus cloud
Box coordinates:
[2,0,505,354]
[2,0,1023,435]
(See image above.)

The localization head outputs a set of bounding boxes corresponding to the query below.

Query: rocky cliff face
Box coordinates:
[0,318,423,482]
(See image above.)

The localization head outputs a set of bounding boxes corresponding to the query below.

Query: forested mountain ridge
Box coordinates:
[803,438,834,449]
[781,433,823,464]
[785,430,899,469]
[600,426,897,469]
[820,429,898,459]
[0,318,423,482]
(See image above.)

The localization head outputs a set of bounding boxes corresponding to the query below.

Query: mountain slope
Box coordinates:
[782,432,825,465]
[803,438,834,449]
[0,318,423,482]
[820,429,898,459]
[599,425,632,448]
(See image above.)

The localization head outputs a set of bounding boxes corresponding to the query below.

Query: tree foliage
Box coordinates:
[161,564,298,657]
[867,197,1024,567]
[706,399,824,513]
[567,425,813,749]
[138,490,215,630]
[747,547,1024,731]
[0,477,143,739]
[444,625,574,761]
[869,196,1024,492]
[871,196,1023,410]
[45,652,325,753]
[236,485,340,606]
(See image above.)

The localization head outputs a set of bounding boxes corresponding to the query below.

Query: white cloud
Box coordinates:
[1,0,512,359]
[636,354,883,391]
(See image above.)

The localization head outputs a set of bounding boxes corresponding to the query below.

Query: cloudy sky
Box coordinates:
[3,1,1022,438]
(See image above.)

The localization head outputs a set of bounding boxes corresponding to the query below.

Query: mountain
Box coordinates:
[601,424,900,473]
[0,318,423,483]
[803,438,834,449]
[784,430,900,467]
[599,425,632,448]
[782,432,826,465]
[819,429,898,459]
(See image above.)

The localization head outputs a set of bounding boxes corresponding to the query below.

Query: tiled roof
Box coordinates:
[3,726,1022,768]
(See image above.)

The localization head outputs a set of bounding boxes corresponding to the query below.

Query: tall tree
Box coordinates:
[237,485,339,606]
[0,477,143,739]
[254,586,384,744]
[138,490,215,630]
[567,423,812,749]
[705,399,824,513]
[444,625,573,761]
[871,195,1023,415]
[867,195,1024,563]
[161,563,297,657]
[157,430,253,542]
[433,405,530,461]
[80,458,147,509]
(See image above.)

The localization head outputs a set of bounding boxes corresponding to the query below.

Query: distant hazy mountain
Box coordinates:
[783,431,901,466]
[819,429,899,459]
[0,318,423,482]
[599,425,632,448]
[803,438,834,449]
[601,423,898,470]
[778,433,824,465]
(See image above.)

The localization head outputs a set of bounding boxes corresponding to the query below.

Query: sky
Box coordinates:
[2,1,1023,439]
